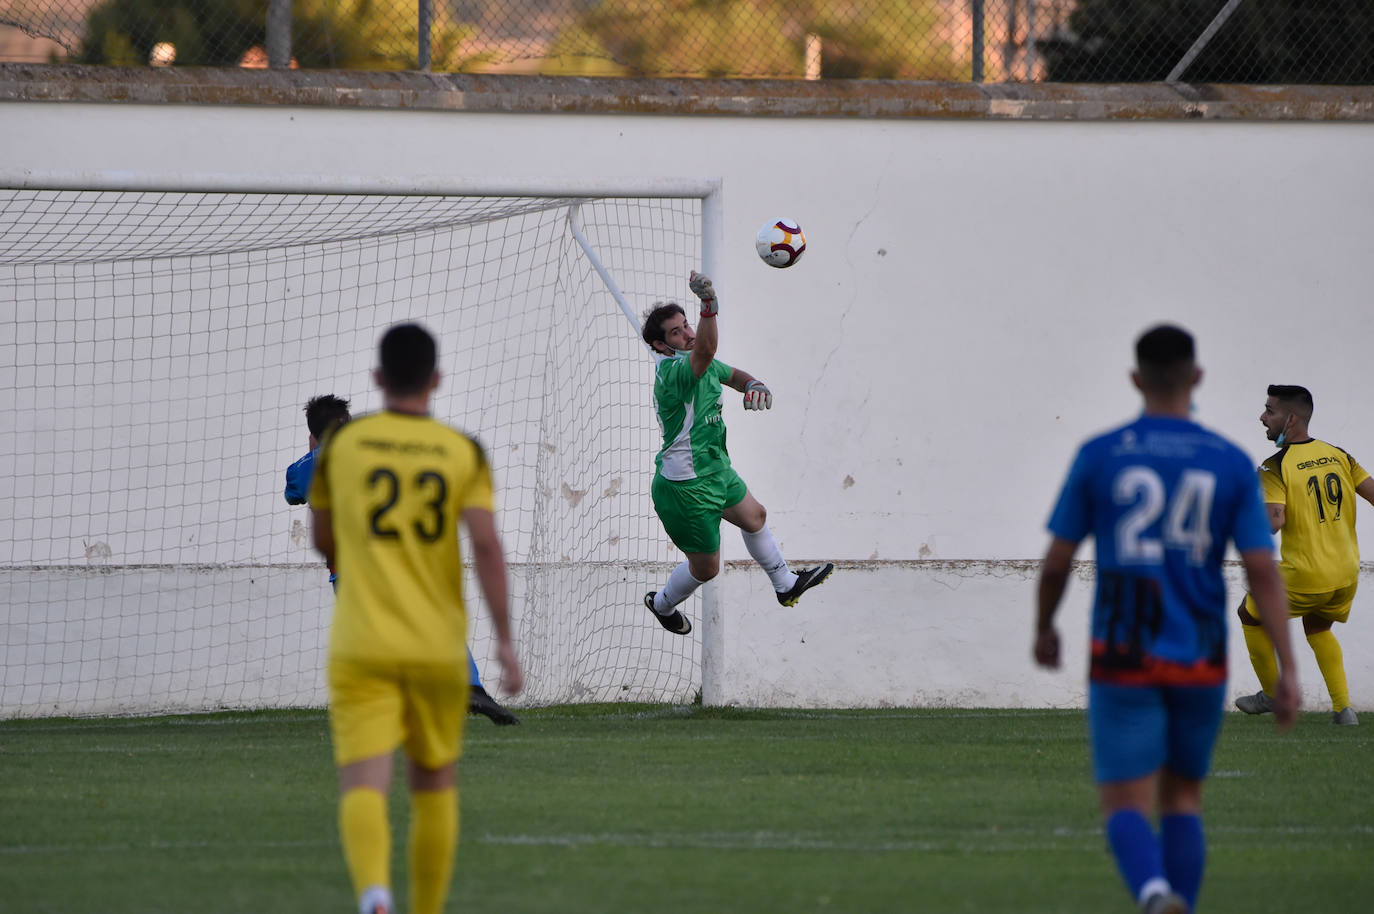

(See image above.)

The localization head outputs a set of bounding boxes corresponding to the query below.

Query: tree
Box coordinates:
[77,0,260,66]
[76,0,480,70]
[292,0,481,70]
[1040,0,1374,84]
[542,0,959,80]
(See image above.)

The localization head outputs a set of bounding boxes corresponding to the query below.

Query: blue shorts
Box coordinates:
[1088,682,1225,784]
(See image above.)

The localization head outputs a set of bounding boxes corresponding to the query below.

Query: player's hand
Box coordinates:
[496,639,524,695]
[689,270,718,317]
[1033,626,1060,670]
[744,380,772,410]
[1272,671,1299,733]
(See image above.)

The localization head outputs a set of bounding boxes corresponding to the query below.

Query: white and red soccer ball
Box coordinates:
[755,218,806,268]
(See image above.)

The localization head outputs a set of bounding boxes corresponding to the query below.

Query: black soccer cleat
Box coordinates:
[645,591,692,635]
[469,685,520,726]
[777,563,834,607]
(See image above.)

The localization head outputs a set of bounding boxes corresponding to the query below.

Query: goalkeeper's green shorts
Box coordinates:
[652,469,748,554]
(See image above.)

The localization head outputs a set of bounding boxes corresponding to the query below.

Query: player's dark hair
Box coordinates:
[641,302,686,350]
[379,323,438,395]
[304,394,351,440]
[1134,324,1196,392]
[1267,384,1314,421]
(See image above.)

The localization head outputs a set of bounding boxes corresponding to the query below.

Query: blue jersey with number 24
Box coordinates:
[1047,415,1273,685]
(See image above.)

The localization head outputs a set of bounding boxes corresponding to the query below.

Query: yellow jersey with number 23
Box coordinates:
[1258,438,1370,593]
[309,410,494,665]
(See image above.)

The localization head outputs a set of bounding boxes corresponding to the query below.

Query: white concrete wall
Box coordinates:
[1,563,700,716]
[714,561,1374,713]
[3,101,1373,711]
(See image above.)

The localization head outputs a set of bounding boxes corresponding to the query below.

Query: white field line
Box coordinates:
[5,708,1367,730]
[0,744,323,754]
[4,716,1366,749]
[3,824,1372,857]
[4,728,1367,750]
[528,708,1081,721]
[473,823,1374,851]
[0,708,1079,732]
[0,729,1095,754]
[0,712,330,732]
[1211,735,1373,745]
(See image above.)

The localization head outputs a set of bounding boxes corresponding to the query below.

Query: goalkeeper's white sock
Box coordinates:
[656,562,704,613]
[742,525,798,593]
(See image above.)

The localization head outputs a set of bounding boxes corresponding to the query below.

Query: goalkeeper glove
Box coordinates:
[744,380,772,410]
[689,270,718,317]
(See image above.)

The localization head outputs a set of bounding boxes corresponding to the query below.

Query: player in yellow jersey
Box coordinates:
[286,393,519,725]
[1236,385,1374,726]
[310,322,522,914]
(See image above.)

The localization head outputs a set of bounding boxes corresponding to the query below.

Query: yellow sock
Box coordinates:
[408,788,459,914]
[339,787,391,901]
[1307,630,1350,711]
[1242,623,1279,697]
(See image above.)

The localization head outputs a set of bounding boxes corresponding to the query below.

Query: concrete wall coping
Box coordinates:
[3,63,1372,121]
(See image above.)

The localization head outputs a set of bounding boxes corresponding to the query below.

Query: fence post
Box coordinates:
[1167,0,1245,82]
[418,0,433,71]
[266,0,291,69]
[971,0,984,82]
[805,33,822,80]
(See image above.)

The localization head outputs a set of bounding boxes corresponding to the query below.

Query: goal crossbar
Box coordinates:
[0,169,721,200]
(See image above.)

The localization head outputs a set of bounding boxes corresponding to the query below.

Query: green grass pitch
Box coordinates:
[1,705,1370,913]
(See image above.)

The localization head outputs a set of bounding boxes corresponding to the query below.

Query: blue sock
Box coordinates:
[1161,813,1205,909]
[1105,809,1167,904]
[467,649,484,689]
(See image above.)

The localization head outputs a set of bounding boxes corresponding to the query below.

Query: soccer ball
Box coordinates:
[755,219,806,269]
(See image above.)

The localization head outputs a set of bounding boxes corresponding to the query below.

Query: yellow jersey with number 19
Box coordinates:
[1258,438,1370,593]
[309,410,494,665]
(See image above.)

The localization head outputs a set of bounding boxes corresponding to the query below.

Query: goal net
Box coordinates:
[0,184,709,718]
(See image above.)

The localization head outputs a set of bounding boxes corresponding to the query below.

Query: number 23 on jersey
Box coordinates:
[368,466,450,543]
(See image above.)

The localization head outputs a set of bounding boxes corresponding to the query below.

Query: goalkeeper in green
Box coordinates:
[641,271,833,635]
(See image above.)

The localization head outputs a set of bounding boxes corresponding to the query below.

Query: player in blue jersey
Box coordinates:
[285,395,351,502]
[1034,325,1299,914]
[286,394,519,726]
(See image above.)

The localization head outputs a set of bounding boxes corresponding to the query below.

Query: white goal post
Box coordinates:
[0,169,723,718]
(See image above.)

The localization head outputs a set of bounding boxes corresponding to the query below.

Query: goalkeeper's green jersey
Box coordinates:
[653,352,733,481]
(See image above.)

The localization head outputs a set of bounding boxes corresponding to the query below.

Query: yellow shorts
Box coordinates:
[1245,583,1356,625]
[328,658,470,769]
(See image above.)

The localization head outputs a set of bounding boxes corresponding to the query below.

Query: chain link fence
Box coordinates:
[1,0,1370,83]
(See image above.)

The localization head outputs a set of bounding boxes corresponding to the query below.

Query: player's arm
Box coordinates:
[1356,476,1374,506]
[724,368,773,410]
[284,456,310,505]
[688,271,718,378]
[723,368,752,392]
[1033,535,1080,670]
[284,475,307,505]
[463,506,523,695]
[311,507,336,568]
[1257,460,1286,531]
[1240,548,1299,731]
